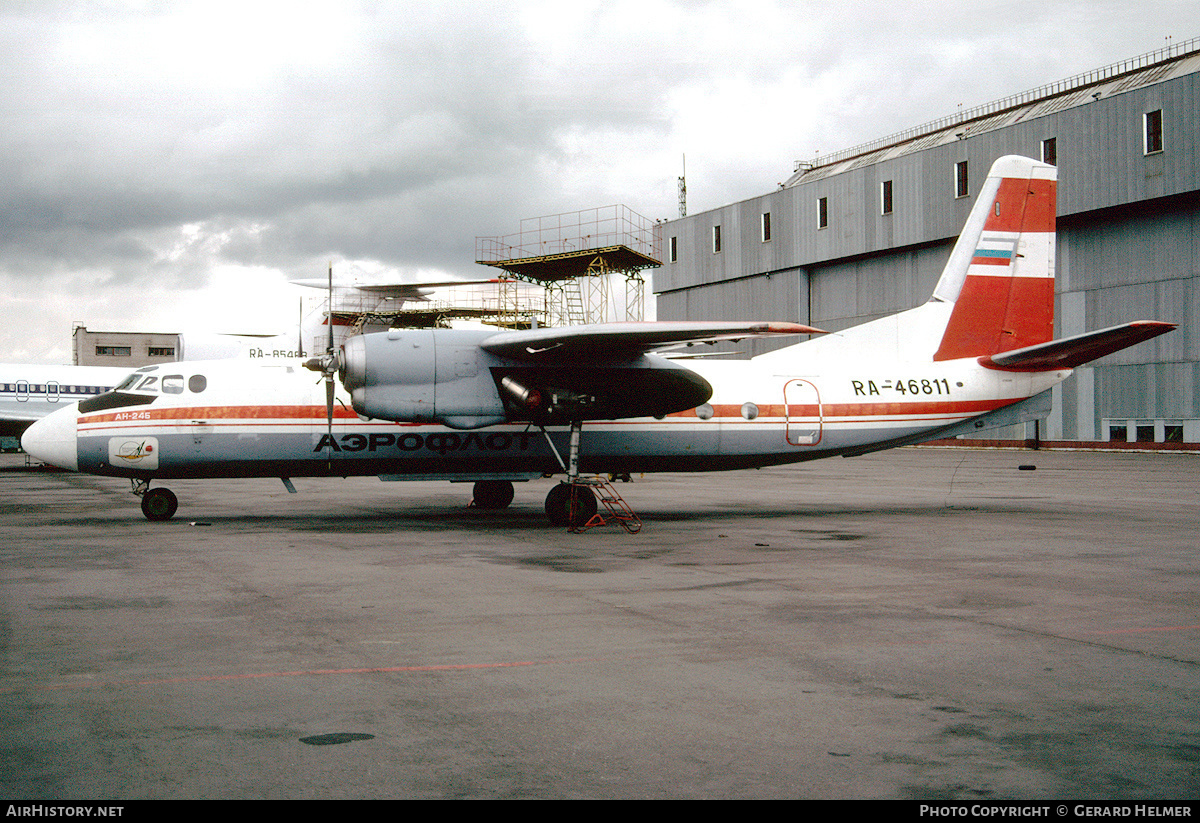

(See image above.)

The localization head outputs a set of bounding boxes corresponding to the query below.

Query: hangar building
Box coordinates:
[655,40,1200,446]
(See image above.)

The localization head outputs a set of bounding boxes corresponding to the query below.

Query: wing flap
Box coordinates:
[480,321,823,360]
[979,321,1176,371]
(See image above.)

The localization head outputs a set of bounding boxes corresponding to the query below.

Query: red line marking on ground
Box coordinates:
[1084,625,1200,635]
[9,658,591,693]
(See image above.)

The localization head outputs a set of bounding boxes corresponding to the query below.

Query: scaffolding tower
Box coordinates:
[475,205,660,327]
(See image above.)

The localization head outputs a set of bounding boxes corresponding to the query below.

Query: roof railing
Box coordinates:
[794,36,1200,173]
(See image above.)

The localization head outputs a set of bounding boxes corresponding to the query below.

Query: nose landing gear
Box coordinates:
[133,480,178,521]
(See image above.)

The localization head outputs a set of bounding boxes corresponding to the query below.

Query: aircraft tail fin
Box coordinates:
[932,155,1057,361]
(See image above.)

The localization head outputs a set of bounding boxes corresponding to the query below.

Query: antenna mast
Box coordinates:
[677,154,687,218]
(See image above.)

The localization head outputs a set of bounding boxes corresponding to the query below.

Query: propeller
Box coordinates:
[303,262,339,471]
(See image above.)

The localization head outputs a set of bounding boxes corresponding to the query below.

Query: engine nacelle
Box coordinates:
[340,329,507,430]
[340,328,714,429]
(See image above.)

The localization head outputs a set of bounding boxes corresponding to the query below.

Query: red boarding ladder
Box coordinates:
[571,477,642,534]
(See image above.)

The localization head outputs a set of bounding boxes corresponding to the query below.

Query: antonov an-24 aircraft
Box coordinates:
[22,156,1176,527]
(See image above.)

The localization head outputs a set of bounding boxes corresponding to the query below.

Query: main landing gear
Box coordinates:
[544,481,598,528]
[539,420,641,533]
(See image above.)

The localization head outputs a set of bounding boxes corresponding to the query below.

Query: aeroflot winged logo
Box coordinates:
[108,437,159,471]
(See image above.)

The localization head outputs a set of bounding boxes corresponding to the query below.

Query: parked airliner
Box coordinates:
[22,156,1175,527]
[0,365,131,439]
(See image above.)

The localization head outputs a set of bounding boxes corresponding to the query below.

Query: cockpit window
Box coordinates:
[78,392,157,414]
[162,375,184,394]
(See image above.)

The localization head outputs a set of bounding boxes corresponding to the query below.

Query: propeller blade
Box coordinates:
[326,261,334,356]
[324,376,335,474]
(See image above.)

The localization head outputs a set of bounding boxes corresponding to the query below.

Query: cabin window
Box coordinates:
[188,375,207,393]
[1144,109,1163,154]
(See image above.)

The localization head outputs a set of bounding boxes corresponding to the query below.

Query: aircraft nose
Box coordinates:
[21,404,79,471]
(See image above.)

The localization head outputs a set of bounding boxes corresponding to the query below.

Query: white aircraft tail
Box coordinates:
[930,155,1057,361]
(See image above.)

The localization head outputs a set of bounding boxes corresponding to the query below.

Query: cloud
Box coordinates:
[0,0,1195,362]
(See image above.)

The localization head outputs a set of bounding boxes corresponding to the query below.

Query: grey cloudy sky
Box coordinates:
[1,0,1196,363]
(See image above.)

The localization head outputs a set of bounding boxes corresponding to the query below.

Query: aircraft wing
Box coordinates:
[340,321,824,427]
[980,321,1176,371]
[479,321,823,360]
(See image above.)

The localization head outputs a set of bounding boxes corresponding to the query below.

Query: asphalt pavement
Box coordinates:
[2,447,1198,799]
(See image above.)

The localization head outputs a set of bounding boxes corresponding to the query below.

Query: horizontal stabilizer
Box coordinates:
[291,278,499,300]
[979,321,1176,371]
[481,321,824,360]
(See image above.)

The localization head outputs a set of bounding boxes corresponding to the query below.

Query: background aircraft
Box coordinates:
[22,156,1175,528]
[0,364,131,441]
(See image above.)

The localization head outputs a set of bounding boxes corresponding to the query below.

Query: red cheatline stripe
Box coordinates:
[81,399,1013,428]
[85,405,365,423]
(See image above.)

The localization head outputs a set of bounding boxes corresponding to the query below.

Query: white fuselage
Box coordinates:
[21,329,1070,480]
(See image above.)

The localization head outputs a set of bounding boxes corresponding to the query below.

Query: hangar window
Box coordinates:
[1041,138,1057,166]
[881,180,893,215]
[955,161,969,198]
[712,225,722,254]
[95,346,131,357]
[761,211,771,242]
[669,236,678,263]
[1144,109,1163,154]
[817,197,828,229]
[148,346,175,357]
